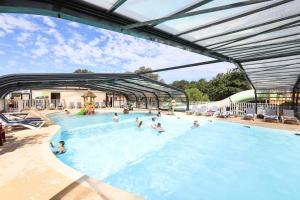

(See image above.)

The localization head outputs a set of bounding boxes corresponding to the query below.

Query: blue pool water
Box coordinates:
[49,112,300,200]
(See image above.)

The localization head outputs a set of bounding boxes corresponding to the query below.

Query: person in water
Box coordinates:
[51,141,66,155]
[151,117,157,128]
[135,117,140,123]
[65,109,70,114]
[138,120,143,128]
[157,111,161,117]
[192,120,200,128]
[112,113,119,122]
[155,123,165,133]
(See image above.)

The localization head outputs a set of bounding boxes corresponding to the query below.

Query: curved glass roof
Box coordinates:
[0,0,299,91]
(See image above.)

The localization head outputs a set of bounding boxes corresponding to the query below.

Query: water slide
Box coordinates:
[219,89,256,104]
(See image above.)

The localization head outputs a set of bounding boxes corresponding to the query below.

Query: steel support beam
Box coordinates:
[137,60,222,74]
[254,89,258,114]
[107,0,127,13]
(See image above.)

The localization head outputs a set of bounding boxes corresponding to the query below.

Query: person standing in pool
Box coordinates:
[112,113,119,122]
[50,141,66,155]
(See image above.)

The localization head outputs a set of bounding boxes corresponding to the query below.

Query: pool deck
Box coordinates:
[0,108,300,200]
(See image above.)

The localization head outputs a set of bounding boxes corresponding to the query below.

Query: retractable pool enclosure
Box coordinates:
[0,73,189,110]
[0,0,300,111]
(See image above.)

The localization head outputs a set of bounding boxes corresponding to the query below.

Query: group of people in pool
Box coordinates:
[112,112,165,133]
[51,112,200,155]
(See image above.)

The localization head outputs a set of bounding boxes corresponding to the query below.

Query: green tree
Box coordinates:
[171,80,190,90]
[73,68,93,73]
[207,71,251,101]
[134,66,160,81]
[171,70,251,101]
[185,87,209,102]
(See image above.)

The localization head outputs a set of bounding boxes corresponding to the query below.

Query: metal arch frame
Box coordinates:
[101,82,159,109]
[0,73,187,110]
[137,75,190,110]
[91,82,152,109]
[0,1,299,98]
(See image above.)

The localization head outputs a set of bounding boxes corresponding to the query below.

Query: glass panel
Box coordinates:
[212,26,300,49]
[155,0,275,36]
[115,0,200,21]
[81,0,118,9]
[183,0,300,42]
[196,17,300,47]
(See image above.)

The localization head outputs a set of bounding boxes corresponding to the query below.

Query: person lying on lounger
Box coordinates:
[50,141,66,155]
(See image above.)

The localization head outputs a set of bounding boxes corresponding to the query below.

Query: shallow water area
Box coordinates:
[49,111,300,200]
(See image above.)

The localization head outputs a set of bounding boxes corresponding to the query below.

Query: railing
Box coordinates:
[189,102,281,116]
[0,99,298,117]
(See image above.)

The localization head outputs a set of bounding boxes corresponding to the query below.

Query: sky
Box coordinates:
[0,13,235,83]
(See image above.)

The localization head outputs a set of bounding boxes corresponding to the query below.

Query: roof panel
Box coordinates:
[115,0,200,21]
[155,0,272,36]
[1,0,300,91]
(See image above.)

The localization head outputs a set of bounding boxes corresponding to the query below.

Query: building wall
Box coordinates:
[31,89,106,107]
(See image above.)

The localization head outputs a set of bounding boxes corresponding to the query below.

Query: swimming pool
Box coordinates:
[49,112,300,200]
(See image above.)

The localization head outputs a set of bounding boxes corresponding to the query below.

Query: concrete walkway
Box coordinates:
[0,122,143,200]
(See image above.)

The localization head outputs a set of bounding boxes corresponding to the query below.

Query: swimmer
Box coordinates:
[138,120,143,128]
[65,109,70,114]
[151,117,157,128]
[112,113,119,122]
[50,141,66,155]
[157,111,161,117]
[156,123,165,133]
[192,120,199,128]
[135,117,140,123]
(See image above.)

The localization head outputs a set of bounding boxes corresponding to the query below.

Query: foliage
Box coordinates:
[134,66,160,81]
[172,70,251,101]
[73,68,94,73]
[185,87,209,102]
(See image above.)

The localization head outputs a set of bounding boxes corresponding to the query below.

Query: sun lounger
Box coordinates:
[195,105,207,116]
[77,102,82,109]
[216,107,233,118]
[243,108,256,120]
[264,108,279,122]
[69,102,75,109]
[57,102,64,110]
[281,109,299,124]
[186,105,197,115]
[3,112,29,119]
[204,106,218,116]
[3,112,42,121]
[94,102,100,108]
[49,103,55,110]
[0,114,45,130]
